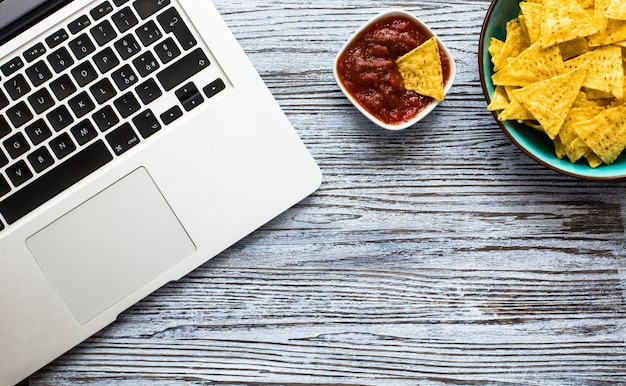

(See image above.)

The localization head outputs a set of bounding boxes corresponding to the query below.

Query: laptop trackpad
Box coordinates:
[26,167,196,325]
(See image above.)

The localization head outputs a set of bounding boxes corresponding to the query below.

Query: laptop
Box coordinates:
[0,0,321,383]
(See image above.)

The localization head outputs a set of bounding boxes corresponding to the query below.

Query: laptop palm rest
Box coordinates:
[26,167,196,325]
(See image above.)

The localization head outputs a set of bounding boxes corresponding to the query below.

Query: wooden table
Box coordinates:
[30,0,626,384]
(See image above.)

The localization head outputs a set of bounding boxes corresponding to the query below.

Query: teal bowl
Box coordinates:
[478,0,626,180]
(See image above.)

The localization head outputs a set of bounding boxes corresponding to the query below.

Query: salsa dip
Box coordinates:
[334,10,455,130]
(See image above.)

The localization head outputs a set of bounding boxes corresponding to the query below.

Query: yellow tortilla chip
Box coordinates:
[564,45,624,99]
[492,18,528,71]
[587,18,626,46]
[520,2,543,43]
[606,0,626,20]
[539,0,599,47]
[595,0,612,31]
[487,86,510,111]
[574,103,626,164]
[511,63,589,139]
[554,136,567,159]
[585,152,604,167]
[488,37,504,68]
[491,42,564,87]
[498,98,536,121]
[559,106,603,162]
[396,37,444,100]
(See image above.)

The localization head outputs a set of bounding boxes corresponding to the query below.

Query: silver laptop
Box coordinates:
[0,0,321,383]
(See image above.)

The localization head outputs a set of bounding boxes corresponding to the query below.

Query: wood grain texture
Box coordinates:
[29,0,626,385]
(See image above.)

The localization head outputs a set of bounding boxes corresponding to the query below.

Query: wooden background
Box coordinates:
[30,0,626,384]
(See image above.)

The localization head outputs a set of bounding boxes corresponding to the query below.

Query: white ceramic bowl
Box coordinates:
[334,10,456,131]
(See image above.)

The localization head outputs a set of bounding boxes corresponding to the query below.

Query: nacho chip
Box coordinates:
[511,63,589,139]
[585,152,604,167]
[574,103,626,164]
[396,37,444,100]
[492,18,528,71]
[587,18,626,46]
[487,86,510,111]
[498,97,536,121]
[488,37,504,68]
[606,0,626,20]
[539,0,599,47]
[564,45,624,99]
[595,0,612,31]
[491,42,564,87]
[520,2,543,43]
[559,105,603,162]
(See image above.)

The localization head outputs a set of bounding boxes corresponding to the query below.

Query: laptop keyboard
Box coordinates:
[0,0,227,229]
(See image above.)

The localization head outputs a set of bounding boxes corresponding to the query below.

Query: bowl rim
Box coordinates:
[478,0,626,181]
[334,9,456,131]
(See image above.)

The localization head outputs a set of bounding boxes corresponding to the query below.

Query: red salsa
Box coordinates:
[336,15,451,126]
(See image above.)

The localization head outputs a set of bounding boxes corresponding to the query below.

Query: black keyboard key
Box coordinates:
[27,88,55,114]
[112,6,139,33]
[25,119,52,145]
[49,132,77,159]
[90,20,118,46]
[0,116,11,138]
[90,1,114,21]
[0,175,10,198]
[106,122,139,155]
[160,105,182,125]
[113,92,140,118]
[111,64,138,90]
[133,0,170,19]
[157,7,196,51]
[0,140,113,224]
[24,43,47,63]
[69,34,96,60]
[68,91,96,118]
[93,47,120,74]
[132,51,159,77]
[132,109,160,138]
[71,61,98,87]
[0,90,8,110]
[157,48,209,91]
[3,132,30,159]
[93,105,119,132]
[175,82,203,111]
[25,61,53,87]
[47,47,75,73]
[46,105,74,132]
[114,0,130,6]
[204,78,226,99]
[136,20,162,47]
[24,43,46,63]
[68,14,92,35]
[6,102,33,128]
[28,146,55,173]
[1,57,24,77]
[114,34,141,60]
[0,149,8,167]
[90,78,117,104]
[135,78,162,105]
[6,160,33,187]
[154,37,180,64]
[50,74,77,101]
[45,29,69,48]
[4,74,31,100]
[70,120,98,145]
